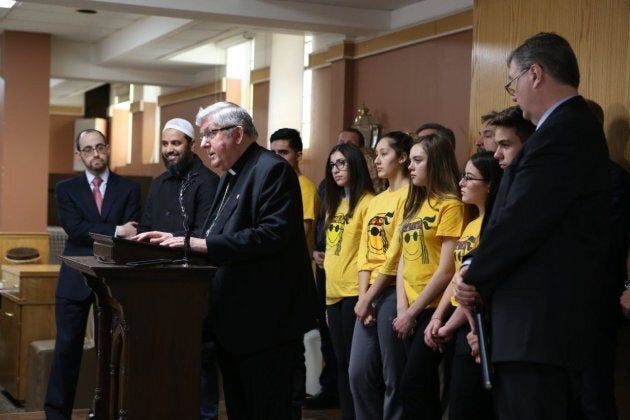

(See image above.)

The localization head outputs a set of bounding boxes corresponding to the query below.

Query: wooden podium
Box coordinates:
[62,255,215,420]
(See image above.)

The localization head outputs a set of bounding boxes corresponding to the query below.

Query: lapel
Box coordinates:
[100,172,117,219]
[75,174,102,218]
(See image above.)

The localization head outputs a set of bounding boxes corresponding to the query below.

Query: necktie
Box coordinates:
[92,176,103,213]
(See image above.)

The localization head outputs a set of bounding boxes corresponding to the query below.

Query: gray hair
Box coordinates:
[507,32,580,89]
[196,101,258,139]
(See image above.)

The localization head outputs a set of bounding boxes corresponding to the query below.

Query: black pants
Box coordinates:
[448,325,494,420]
[580,327,619,420]
[326,296,358,420]
[494,362,583,420]
[315,265,338,395]
[45,295,93,420]
[217,338,302,420]
[401,308,445,420]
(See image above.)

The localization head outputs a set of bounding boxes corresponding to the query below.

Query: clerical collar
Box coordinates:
[227,168,236,176]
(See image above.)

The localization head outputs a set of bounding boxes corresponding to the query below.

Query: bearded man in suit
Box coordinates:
[45,129,141,420]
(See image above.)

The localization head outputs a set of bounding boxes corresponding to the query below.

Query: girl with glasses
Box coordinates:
[348,132,413,419]
[323,143,375,419]
[391,133,466,420]
[424,151,502,420]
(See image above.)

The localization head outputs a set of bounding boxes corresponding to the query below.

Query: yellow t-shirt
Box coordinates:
[450,215,483,306]
[357,185,408,284]
[397,197,465,307]
[298,174,319,256]
[324,193,374,305]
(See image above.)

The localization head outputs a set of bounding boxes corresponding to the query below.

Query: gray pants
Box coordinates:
[348,287,406,420]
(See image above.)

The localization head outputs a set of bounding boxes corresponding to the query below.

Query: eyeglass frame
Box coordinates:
[79,143,108,155]
[329,158,347,171]
[199,125,239,141]
[460,174,485,183]
[504,66,531,96]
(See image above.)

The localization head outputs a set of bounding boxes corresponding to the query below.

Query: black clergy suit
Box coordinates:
[45,171,140,420]
[463,96,610,419]
[202,143,317,419]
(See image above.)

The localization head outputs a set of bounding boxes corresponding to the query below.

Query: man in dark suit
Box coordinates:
[455,33,610,420]
[45,129,141,420]
[135,117,220,420]
[137,102,316,419]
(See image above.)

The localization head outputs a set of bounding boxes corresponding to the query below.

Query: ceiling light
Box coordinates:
[0,0,16,9]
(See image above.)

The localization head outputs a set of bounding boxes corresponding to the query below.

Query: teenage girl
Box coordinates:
[348,131,413,420]
[323,143,375,420]
[391,133,466,420]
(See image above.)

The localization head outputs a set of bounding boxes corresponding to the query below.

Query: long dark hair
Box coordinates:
[378,131,413,179]
[324,143,374,222]
[468,151,503,236]
[403,133,460,221]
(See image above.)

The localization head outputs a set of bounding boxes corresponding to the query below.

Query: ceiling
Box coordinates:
[0,0,472,107]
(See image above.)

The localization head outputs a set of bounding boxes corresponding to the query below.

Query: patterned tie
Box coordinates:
[92,176,103,214]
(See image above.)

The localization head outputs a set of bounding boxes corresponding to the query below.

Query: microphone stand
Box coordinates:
[474,307,492,390]
[178,171,197,266]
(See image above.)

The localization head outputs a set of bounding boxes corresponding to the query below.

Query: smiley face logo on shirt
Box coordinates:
[454,235,477,264]
[327,213,347,256]
[401,214,435,263]
[366,211,394,256]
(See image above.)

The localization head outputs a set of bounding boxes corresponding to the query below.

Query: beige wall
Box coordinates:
[470,0,630,168]
[301,30,473,184]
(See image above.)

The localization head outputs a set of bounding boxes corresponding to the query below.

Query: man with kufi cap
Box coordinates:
[136,117,220,420]
[137,117,219,235]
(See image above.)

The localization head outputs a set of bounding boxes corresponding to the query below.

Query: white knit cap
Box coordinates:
[163,118,195,138]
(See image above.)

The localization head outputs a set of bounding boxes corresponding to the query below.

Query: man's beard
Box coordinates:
[163,149,194,178]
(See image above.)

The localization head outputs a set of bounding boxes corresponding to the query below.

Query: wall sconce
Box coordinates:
[352,103,380,148]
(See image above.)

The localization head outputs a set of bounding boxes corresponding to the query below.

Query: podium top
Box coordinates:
[90,233,207,265]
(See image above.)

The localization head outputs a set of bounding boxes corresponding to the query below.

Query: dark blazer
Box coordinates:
[137,154,219,235]
[55,171,141,300]
[203,143,317,355]
[465,96,610,370]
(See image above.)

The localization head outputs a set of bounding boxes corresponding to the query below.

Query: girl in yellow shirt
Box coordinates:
[392,133,465,420]
[424,151,502,420]
[348,132,412,420]
[323,143,375,420]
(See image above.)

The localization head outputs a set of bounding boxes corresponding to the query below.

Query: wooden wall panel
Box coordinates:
[470,0,630,168]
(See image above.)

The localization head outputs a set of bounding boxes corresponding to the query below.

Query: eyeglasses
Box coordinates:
[461,174,485,183]
[504,67,530,96]
[199,125,238,141]
[80,143,108,155]
[329,158,347,171]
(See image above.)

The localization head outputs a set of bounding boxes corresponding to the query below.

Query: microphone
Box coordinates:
[178,171,198,265]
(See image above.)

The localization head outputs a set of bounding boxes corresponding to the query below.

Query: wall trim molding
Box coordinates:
[308,10,472,69]
[157,79,227,106]
[251,67,270,84]
[49,105,83,116]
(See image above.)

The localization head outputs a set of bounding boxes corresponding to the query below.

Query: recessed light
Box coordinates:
[76,9,97,14]
[0,0,16,9]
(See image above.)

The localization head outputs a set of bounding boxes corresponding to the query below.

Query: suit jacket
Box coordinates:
[137,155,219,235]
[465,96,610,370]
[55,171,141,300]
[202,143,317,355]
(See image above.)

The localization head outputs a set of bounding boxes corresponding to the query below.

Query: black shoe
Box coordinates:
[303,391,339,410]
